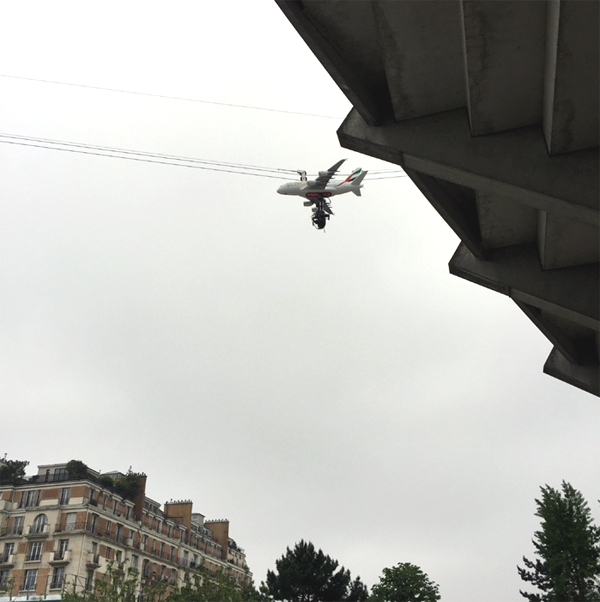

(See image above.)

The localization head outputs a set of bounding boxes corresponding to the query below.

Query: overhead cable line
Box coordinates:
[0,133,407,180]
[0,74,343,120]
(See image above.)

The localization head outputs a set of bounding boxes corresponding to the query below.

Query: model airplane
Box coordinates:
[277,159,367,229]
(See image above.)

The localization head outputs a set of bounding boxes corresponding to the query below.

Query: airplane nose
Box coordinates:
[277,185,285,195]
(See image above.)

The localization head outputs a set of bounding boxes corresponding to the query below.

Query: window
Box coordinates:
[64,512,76,531]
[57,539,69,560]
[168,525,172,538]
[156,520,161,533]
[115,550,122,563]
[90,513,98,533]
[31,514,48,533]
[27,541,43,562]
[91,542,98,555]
[0,570,8,588]
[143,535,148,551]
[85,570,94,591]
[106,520,113,538]
[23,490,40,508]
[54,468,69,481]
[142,559,150,577]
[50,567,64,589]
[126,506,131,520]
[11,516,23,535]
[131,555,139,570]
[59,488,70,505]
[160,542,165,558]
[183,550,189,567]
[3,543,14,557]
[22,569,38,591]
[170,547,175,562]
[116,524,122,543]
[105,546,112,560]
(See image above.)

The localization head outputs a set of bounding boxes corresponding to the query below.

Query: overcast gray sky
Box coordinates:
[1,2,598,600]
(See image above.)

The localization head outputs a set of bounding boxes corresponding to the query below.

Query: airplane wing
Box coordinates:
[304,159,346,190]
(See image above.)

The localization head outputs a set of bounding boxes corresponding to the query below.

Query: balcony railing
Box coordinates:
[0,553,15,566]
[27,523,50,536]
[50,550,71,564]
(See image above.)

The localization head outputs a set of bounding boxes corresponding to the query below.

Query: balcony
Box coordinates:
[25,523,50,538]
[86,553,101,569]
[0,553,15,567]
[50,550,71,565]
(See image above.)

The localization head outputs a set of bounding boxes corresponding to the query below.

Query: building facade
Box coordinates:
[0,461,251,600]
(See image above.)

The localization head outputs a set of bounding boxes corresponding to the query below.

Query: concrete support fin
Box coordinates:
[372,0,465,122]
[461,0,546,135]
[543,0,600,155]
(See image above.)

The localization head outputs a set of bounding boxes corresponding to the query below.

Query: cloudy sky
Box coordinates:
[1,2,598,600]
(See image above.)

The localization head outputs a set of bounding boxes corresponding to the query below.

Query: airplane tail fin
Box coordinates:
[351,170,367,195]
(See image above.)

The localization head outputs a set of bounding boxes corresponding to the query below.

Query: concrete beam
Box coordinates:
[338,108,599,226]
[538,212,600,270]
[404,168,484,259]
[544,347,599,397]
[372,0,466,122]
[543,0,600,155]
[448,242,599,331]
[275,0,391,126]
[476,191,538,250]
[461,0,547,135]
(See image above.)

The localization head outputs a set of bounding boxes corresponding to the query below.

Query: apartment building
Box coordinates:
[0,461,251,600]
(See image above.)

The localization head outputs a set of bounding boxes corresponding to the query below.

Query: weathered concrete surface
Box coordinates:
[448,243,599,329]
[338,108,599,225]
[462,0,546,135]
[373,0,465,121]
[544,347,599,396]
[543,0,600,154]
[277,0,600,396]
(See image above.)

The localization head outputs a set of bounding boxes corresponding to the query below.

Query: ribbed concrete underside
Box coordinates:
[277,0,599,396]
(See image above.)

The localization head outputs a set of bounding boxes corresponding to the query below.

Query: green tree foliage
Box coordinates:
[66,459,89,479]
[369,563,440,602]
[265,540,368,602]
[0,459,29,483]
[114,470,142,501]
[169,567,263,602]
[518,481,600,602]
[61,562,166,602]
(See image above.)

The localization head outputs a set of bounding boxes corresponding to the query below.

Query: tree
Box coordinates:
[0,459,29,483]
[518,481,600,602]
[266,540,368,602]
[114,470,142,500]
[168,567,263,602]
[66,459,89,479]
[369,563,440,602]
[61,562,166,602]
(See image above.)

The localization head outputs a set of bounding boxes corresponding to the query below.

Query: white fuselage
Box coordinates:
[277,180,360,198]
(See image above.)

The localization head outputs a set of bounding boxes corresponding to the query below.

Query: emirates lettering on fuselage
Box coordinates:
[305,191,332,198]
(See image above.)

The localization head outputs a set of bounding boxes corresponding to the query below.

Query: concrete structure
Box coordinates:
[0,461,251,600]
[276,0,599,396]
